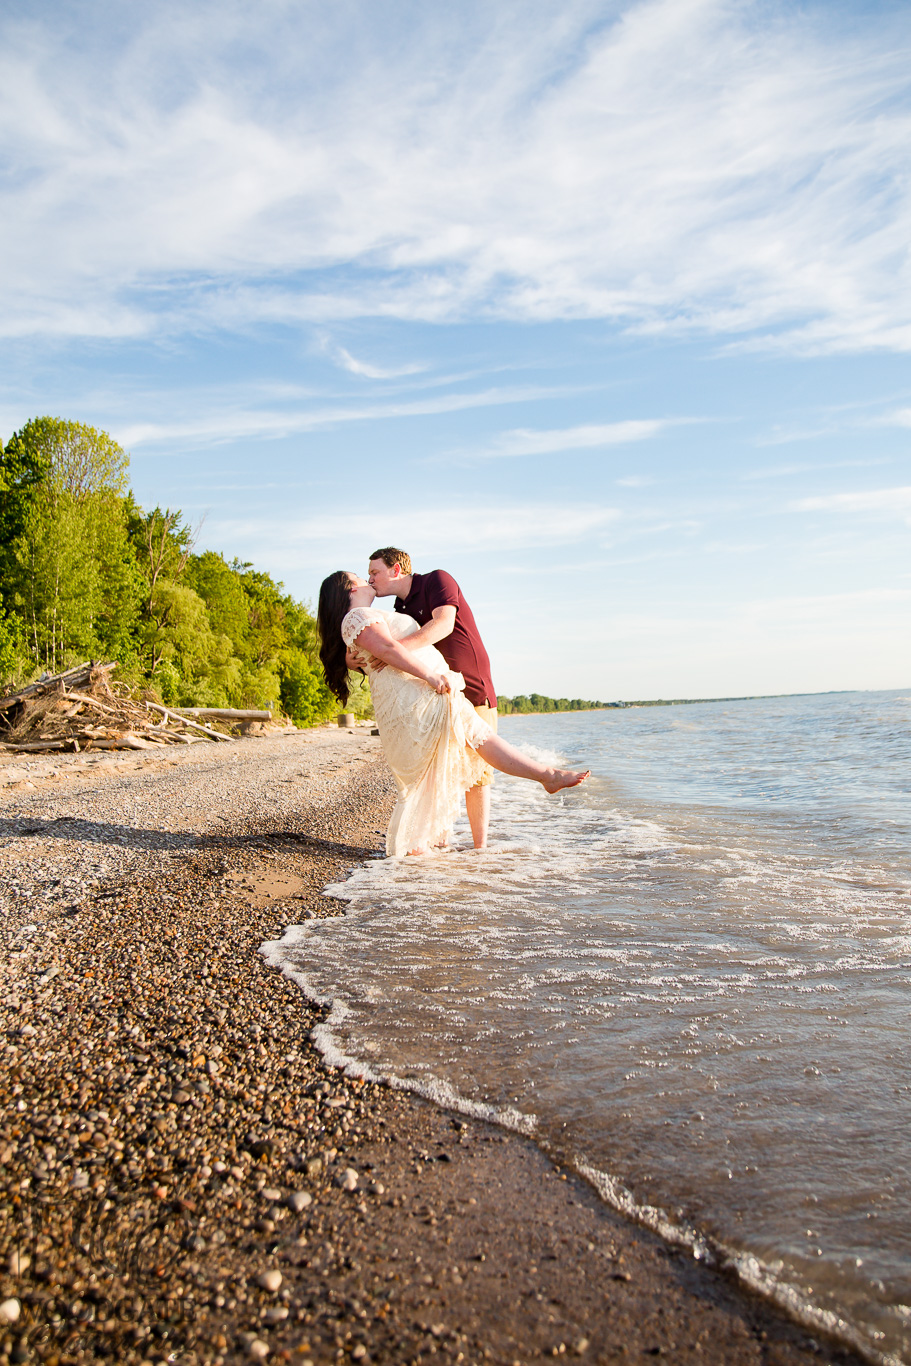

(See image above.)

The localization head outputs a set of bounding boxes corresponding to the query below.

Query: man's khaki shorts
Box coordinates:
[472,704,498,787]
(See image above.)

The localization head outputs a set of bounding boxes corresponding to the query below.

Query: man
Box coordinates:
[367,547,498,850]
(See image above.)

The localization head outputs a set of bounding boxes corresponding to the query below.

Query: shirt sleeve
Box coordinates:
[424,570,460,610]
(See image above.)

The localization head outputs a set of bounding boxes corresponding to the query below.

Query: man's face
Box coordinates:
[368,558,400,596]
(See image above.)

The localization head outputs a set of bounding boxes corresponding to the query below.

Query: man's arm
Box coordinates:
[397,604,456,651]
[353,620,451,691]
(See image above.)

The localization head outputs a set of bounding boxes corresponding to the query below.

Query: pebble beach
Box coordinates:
[0,728,867,1366]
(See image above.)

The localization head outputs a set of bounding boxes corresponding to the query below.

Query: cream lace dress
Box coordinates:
[341,607,493,857]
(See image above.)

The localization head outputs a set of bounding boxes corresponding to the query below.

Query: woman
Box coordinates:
[318,571,589,857]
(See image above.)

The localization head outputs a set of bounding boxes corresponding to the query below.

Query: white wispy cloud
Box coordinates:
[114,382,579,449]
[790,486,911,516]
[3,0,911,351]
[455,419,670,461]
[879,407,911,429]
[321,340,427,380]
[742,458,892,480]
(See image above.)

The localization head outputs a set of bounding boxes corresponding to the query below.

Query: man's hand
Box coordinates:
[398,604,457,651]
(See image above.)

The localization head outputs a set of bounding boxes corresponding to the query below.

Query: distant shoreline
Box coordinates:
[500,687,870,715]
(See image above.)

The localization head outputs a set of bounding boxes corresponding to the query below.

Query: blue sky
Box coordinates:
[2,0,910,699]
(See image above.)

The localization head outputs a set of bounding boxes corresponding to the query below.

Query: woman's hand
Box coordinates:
[427,672,451,695]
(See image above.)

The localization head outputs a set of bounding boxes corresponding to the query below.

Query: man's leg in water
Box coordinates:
[465,782,491,849]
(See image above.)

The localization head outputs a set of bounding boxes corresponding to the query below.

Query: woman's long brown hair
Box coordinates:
[317,570,355,705]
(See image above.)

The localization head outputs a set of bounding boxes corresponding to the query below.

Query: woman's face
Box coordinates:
[347,573,376,604]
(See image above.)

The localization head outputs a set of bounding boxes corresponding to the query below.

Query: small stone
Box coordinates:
[71,1170,89,1190]
[263,1305,289,1323]
[199,1165,213,1178]
[352,1347,367,1360]
[261,1187,283,1202]
[231,1165,245,1180]
[8,1252,30,1276]
[336,1167,358,1192]
[256,1269,283,1293]
[0,1298,21,1324]
[173,1089,192,1104]
[247,1339,270,1360]
[287,1190,312,1213]
[213,1161,228,1173]
[369,1181,385,1196]
[305,1157,322,1177]
[575,1340,590,1356]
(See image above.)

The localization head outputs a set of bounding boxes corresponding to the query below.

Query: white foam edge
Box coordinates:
[260,928,538,1138]
[262,909,903,1366]
[577,1159,903,1366]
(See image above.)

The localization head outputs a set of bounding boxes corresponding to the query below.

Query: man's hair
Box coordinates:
[368,546,412,576]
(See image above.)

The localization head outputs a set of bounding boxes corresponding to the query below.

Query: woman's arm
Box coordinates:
[353,620,451,693]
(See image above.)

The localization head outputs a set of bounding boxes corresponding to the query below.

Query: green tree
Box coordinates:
[127,504,196,675]
[1,418,139,673]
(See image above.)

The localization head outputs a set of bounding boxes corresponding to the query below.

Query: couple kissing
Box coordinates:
[318,548,589,859]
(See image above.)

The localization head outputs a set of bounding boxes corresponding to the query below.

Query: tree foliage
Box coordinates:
[498,693,616,714]
[0,417,348,725]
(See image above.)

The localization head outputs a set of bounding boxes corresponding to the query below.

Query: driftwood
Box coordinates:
[174,708,272,721]
[4,740,68,753]
[145,702,232,741]
[0,662,116,712]
[0,662,233,752]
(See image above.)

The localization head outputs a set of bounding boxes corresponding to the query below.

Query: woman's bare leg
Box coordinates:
[476,733,590,793]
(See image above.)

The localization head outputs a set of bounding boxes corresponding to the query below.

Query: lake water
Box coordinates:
[264,690,911,1365]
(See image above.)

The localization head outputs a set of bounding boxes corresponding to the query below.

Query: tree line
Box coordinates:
[0,417,372,725]
[498,694,618,714]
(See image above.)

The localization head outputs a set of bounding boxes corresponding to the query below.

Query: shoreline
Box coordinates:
[0,732,867,1365]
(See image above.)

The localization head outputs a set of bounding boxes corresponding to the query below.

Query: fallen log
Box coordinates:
[83,733,163,751]
[3,740,68,752]
[145,702,232,741]
[173,708,272,722]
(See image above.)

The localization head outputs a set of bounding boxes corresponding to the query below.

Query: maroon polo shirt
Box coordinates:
[395,570,497,708]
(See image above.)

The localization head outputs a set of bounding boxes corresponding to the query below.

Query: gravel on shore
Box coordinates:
[0,728,865,1366]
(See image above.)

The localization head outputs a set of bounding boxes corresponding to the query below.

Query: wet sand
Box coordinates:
[0,729,865,1366]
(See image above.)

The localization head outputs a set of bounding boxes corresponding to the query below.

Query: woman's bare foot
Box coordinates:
[542,768,590,793]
